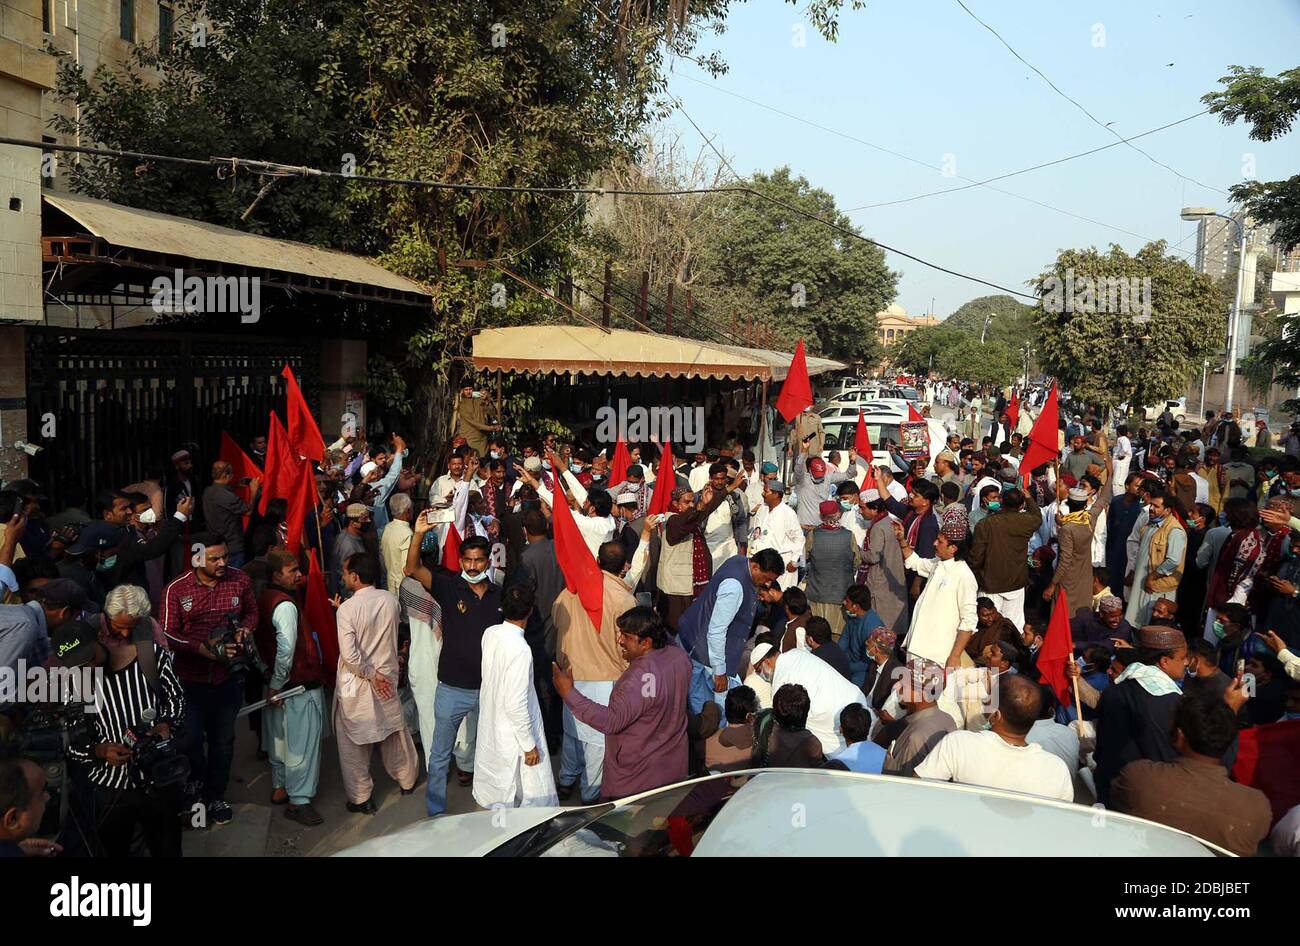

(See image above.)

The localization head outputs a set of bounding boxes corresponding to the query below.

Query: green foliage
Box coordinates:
[1204,66,1300,252]
[690,167,898,364]
[1243,310,1300,414]
[889,325,1019,385]
[942,294,1039,348]
[1030,242,1224,409]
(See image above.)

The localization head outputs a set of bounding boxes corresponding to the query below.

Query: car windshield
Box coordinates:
[536,775,751,857]
[823,421,900,451]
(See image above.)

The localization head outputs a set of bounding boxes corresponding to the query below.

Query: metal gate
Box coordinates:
[25,327,319,507]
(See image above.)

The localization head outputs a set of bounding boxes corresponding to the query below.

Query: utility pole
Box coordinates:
[981,311,996,345]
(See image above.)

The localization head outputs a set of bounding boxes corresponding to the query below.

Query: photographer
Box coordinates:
[162,533,257,827]
[67,593,186,857]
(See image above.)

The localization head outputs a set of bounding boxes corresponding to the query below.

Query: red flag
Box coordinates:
[607,438,631,488]
[304,549,338,688]
[258,413,290,516]
[440,523,462,573]
[1037,587,1075,708]
[281,364,325,463]
[774,340,814,422]
[550,477,605,630]
[854,410,874,464]
[1007,390,1020,431]
[1232,719,1300,826]
[647,441,676,516]
[218,431,262,530]
[1020,382,1060,485]
[907,403,924,423]
[861,462,878,494]
[259,412,315,551]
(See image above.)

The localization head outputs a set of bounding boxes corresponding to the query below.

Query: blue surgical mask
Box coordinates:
[570,463,583,474]
[542,460,552,470]
[461,569,488,584]
[840,500,855,511]
[96,555,118,572]
[986,501,1001,512]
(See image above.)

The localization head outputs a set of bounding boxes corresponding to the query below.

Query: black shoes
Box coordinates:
[286,803,324,826]
[346,798,378,815]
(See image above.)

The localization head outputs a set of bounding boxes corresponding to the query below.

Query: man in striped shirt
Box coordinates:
[162,532,257,826]
[67,605,187,857]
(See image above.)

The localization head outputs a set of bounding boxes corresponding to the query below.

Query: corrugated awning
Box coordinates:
[42,191,429,299]
[710,343,845,381]
[473,325,774,381]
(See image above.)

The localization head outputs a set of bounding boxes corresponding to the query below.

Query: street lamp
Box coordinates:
[1020,344,1035,386]
[1181,206,1248,416]
[981,311,996,345]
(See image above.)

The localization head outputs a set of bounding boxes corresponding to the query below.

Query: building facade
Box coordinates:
[875,302,938,346]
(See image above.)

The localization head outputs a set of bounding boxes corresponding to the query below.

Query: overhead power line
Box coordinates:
[3,134,1036,301]
[953,0,1228,197]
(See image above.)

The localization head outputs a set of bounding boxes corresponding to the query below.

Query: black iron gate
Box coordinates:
[26,327,319,507]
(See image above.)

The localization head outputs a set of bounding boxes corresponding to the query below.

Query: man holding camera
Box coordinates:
[66,599,187,856]
[162,533,257,826]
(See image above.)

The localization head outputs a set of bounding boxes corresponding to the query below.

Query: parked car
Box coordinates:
[333,768,1229,857]
[813,375,874,400]
[1143,397,1187,424]
[819,409,948,474]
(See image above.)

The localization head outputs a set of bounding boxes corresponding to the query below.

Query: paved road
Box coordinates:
[182,718,574,857]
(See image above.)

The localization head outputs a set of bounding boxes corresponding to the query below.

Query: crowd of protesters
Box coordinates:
[2,375,1299,859]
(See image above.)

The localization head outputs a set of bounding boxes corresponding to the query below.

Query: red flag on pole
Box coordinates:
[854,410,874,464]
[1037,588,1075,709]
[907,403,924,423]
[861,462,878,494]
[550,472,605,630]
[774,340,814,422]
[281,364,325,462]
[304,549,338,688]
[1007,390,1020,431]
[258,413,289,516]
[1020,381,1060,485]
[440,524,462,573]
[607,438,631,488]
[646,441,676,516]
[259,412,314,552]
[218,431,262,530]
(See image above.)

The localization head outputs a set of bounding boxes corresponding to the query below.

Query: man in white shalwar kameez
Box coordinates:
[473,585,557,809]
[333,553,420,811]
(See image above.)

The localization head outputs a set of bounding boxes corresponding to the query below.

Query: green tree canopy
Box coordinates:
[1203,66,1300,252]
[690,167,898,364]
[1030,242,1223,409]
[942,294,1039,348]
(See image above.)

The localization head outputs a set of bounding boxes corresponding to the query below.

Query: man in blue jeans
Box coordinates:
[421,535,501,816]
[161,533,258,826]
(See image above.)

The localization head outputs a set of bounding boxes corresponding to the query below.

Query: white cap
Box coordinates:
[360,461,379,477]
[615,491,639,505]
[862,488,881,503]
[750,642,775,667]
[523,456,542,472]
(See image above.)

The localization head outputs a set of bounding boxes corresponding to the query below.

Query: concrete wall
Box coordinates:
[319,338,367,444]
[0,0,54,326]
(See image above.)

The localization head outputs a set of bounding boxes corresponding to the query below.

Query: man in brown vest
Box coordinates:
[256,550,325,826]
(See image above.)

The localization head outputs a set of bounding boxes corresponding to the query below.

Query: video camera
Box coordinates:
[123,707,189,792]
[207,614,270,680]
[16,705,96,763]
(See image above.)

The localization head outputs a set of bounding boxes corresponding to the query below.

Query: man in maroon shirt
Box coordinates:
[162,532,257,826]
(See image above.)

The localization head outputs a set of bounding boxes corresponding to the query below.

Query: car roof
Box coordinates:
[690,769,1227,857]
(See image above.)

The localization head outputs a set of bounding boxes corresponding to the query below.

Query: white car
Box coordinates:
[1143,398,1188,424]
[817,410,949,474]
[333,769,1229,857]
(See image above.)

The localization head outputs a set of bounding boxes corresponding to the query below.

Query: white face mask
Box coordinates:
[137,508,158,525]
[461,569,488,584]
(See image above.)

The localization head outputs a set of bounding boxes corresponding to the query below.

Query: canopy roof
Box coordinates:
[42,191,429,303]
[471,325,844,382]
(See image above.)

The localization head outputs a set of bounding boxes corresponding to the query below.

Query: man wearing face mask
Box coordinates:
[69,495,194,601]
[330,503,375,599]
[1124,491,1187,627]
[202,461,261,569]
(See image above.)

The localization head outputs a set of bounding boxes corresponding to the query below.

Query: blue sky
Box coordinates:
[661,0,1300,318]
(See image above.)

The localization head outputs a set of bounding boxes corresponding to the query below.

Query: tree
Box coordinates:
[1203,66,1300,253]
[1030,242,1224,410]
[888,325,1019,385]
[942,294,1039,348]
[691,166,898,363]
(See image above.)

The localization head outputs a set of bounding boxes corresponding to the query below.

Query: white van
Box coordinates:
[817,409,949,475]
